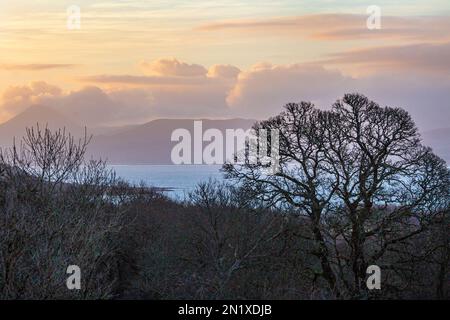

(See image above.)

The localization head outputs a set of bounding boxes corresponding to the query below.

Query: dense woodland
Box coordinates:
[0,94,448,299]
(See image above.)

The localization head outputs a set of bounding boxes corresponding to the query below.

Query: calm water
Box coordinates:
[109,165,225,199]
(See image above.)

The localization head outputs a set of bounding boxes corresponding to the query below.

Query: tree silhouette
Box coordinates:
[225,93,450,298]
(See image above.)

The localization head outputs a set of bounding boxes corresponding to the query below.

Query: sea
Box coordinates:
[109,164,225,200]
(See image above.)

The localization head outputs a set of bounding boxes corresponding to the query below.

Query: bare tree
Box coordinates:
[186,180,288,299]
[224,93,450,298]
[0,125,129,299]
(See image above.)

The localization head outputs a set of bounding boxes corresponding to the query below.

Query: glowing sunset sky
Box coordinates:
[1,0,449,130]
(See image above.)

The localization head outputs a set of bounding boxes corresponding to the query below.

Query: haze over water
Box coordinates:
[110,164,224,199]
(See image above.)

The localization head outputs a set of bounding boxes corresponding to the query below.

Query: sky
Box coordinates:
[0,0,450,131]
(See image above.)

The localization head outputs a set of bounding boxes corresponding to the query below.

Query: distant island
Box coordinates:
[0,104,448,164]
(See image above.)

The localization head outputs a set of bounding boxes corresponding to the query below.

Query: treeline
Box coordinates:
[0,94,449,300]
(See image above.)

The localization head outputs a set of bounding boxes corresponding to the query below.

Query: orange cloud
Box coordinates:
[198,14,450,42]
[1,78,232,126]
[3,56,450,132]
[0,81,62,121]
[224,62,450,132]
[80,74,211,86]
[226,63,352,117]
[322,42,450,75]
[82,60,241,86]
[140,58,207,77]
[0,64,77,71]
[207,65,241,78]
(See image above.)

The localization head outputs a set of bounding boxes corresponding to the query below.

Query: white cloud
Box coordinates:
[227,63,353,117]
[207,64,241,78]
[140,58,207,77]
[2,58,450,132]
[225,62,450,131]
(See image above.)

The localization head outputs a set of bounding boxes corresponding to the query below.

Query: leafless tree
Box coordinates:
[224,93,450,298]
[185,180,291,299]
[0,125,130,299]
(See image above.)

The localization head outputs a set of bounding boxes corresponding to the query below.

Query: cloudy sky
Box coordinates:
[0,0,449,131]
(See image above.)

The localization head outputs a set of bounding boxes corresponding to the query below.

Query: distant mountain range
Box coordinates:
[0,105,448,164]
[0,105,84,146]
[88,118,256,164]
[0,105,256,164]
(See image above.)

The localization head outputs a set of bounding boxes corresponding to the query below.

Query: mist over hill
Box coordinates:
[0,105,448,164]
[88,118,256,164]
[0,105,256,164]
[0,105,84,147]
